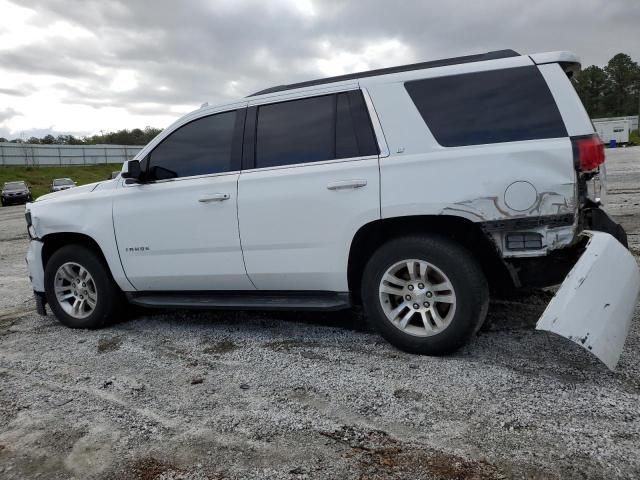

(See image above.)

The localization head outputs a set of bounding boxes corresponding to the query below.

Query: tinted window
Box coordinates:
[4,182,26,190]
[345,91,379,157]
[147,111,236,180]
[405,66,567,147]
[256,95,335,168]
[53,178,74,186]
[336,93,359,158]
[254,92,379,169]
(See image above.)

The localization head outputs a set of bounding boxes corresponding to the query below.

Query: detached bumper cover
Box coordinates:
[537,231,640,370]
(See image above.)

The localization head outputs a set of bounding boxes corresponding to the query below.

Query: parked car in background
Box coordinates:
[109,171,121,180]
[1,181,32,206]
[50,178,77,192]
[24,49,640,370]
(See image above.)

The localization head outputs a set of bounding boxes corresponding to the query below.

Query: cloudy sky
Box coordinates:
[1,0,639,140]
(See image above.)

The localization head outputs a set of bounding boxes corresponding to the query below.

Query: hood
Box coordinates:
[36,181,105,203]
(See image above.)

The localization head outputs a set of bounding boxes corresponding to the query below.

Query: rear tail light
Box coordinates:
[572,134,605,172]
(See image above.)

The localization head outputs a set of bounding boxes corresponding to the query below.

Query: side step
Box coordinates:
[126,291,351,311]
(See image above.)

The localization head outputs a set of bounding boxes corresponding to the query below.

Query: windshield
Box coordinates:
[3,181,27,191]
[53,178,74,186]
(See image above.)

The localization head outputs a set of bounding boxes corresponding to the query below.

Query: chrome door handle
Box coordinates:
[327,179,367,190]
[198,193,230,203]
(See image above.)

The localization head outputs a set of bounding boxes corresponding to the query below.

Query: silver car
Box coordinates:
[50,178,76,192]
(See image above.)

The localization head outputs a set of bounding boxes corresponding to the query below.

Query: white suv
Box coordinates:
[25,50,640,369]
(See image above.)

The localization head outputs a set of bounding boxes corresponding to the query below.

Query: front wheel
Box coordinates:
[44,245,125,328]
[361,235,489,355]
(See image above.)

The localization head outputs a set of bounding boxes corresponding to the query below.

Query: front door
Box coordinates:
[113,108,254,291]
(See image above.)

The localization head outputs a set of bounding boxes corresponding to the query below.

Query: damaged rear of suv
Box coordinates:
[25,49,639,369]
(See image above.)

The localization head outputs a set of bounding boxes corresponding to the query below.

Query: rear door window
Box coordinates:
[405,66,567,147]
[254,91,378,169]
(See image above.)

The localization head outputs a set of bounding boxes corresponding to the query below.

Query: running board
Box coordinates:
[126,291,351,311]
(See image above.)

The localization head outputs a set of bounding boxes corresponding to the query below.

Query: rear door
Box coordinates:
[237,89,381,291]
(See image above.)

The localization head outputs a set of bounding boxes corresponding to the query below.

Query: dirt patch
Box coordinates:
[127,457,184,480]
[97,335,123,353]
[362,448,502,480]
[203,340,238,355]
[0,307,35,323]
[126,457,223,480]
[393,389,423,402]
[322,426,503,480]
[265,339,320,352]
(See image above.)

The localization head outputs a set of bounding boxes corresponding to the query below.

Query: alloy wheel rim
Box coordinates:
[378,259,456,337]
[54,262,98,319]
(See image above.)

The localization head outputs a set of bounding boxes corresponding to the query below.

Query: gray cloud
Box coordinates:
[0,107,19,123]
[0,85,36,97]
[2,0,640,135]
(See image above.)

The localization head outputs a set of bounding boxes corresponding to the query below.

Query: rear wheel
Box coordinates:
[44,245,125,329]
[361,235,489,355]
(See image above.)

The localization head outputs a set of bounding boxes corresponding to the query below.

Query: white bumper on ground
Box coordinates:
[26,239,45,292]
[537,231,640,370]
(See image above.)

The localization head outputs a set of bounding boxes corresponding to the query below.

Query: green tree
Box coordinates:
[41,134,56,144]
[27,136,41,144]
[603,53,640,116]
[572,66,609,117]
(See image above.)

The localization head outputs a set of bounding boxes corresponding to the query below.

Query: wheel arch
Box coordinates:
[347,215,513,302]
[41,232,113,280]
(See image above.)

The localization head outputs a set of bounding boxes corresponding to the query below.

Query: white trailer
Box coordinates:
[594,119,630,145]
[592,115,638,132]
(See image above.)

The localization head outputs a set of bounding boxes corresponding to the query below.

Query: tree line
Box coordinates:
[572,53,640,121]
[0,126,163,146]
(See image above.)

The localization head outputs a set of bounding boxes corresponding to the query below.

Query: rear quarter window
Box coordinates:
[405,66,567,147]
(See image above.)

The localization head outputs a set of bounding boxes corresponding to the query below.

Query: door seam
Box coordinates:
[236,172,258,289]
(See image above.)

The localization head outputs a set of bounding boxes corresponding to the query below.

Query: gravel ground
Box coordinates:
[1,148,640,479]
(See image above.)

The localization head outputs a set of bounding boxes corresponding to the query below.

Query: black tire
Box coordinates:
[44,244,125,329]
[361,235,489,355]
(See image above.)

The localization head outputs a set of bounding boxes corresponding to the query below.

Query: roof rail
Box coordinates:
[249,49,520,97]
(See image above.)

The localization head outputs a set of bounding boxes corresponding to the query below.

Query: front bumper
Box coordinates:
[537,231,640,370]
[26,239,47,316]
[26,239,45,292]
[2,194,29,204]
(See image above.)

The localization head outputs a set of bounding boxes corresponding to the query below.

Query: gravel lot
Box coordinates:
[1,148,640,479]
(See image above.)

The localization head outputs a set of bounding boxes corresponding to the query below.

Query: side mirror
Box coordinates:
[121,160,142,180]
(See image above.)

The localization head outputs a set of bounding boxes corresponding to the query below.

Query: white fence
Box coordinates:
[0,143,143,166]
